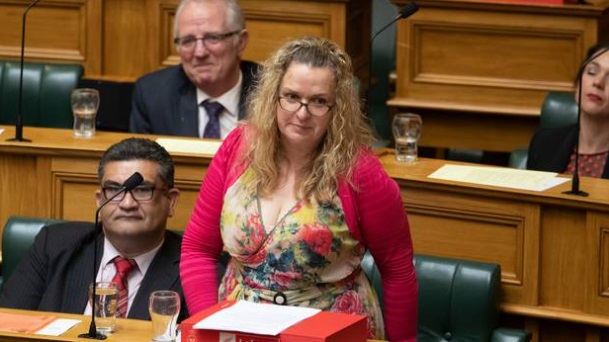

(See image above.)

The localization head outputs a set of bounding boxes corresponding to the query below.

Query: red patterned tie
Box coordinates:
[111,256,136,318]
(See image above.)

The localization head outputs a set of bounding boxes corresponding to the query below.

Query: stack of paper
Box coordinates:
[429,164,569,192]
[194,300,320,336]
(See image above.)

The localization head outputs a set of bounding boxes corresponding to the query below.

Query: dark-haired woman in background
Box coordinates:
[528,43,609,178]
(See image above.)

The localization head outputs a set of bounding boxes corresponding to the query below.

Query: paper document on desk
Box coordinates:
[0,128,4,136]
[35,318,81,336]
[156,138,221,155]
[193,300,320,336]
[429,164,569,191]
[0,312,79,336]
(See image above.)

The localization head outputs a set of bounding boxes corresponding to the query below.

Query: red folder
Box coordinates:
[180,300,368,342]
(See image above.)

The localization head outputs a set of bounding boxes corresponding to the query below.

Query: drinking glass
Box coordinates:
[89,281,118,334]
[392,113,422,163]
[149,290,180,342]
[71,88,99,138]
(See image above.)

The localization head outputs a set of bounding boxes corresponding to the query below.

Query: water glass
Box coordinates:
[149,290,180,342]
[89,281,118,334]
[71,88,99,138]
[392,113,422,163]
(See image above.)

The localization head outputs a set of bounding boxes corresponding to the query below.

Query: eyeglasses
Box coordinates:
[278,96,333,117]
[102,186,166,202]
[174,30,241,50]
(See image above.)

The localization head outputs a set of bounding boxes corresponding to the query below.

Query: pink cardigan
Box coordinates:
[180,125,418,341]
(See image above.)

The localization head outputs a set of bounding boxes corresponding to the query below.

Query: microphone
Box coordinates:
[79,172,144,339]
[7,0,42,143]
[367,2,419,127]
[562,46,609,197]
[371,2,419,43]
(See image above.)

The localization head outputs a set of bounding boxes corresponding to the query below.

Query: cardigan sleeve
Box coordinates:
[351,151,418,342]
[180,126,246,315]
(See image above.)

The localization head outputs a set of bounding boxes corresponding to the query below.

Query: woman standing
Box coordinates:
[181,36,418,341]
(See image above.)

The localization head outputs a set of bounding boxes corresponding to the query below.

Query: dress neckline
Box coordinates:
[256,194,303,234]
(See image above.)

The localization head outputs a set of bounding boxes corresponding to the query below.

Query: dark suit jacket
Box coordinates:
[0,222,188,321]
[129,60,260,137]
[527,123,609,179]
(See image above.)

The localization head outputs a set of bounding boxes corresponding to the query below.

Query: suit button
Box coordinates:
[443,332,452,340]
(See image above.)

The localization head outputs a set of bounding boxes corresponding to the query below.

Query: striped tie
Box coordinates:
[111,256,136,318]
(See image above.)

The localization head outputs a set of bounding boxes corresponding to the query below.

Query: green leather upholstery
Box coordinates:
[509,91,578,169]
[539,91,578,129]
[362,252,531,342]
[0,60,84,128]
[0,216,63,291]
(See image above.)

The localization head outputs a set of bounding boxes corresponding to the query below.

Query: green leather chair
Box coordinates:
[0,216,63,291]
[509,91,578,169]
[362,252,531,342]
[0,60,84,128]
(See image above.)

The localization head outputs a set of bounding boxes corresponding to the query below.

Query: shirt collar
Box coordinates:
[102,237,164,277]
[196,71,243,118]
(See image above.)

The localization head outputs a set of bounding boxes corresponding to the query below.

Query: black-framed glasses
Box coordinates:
[174,30,241,50]
[102,186,166,202]
[278,96,333,117]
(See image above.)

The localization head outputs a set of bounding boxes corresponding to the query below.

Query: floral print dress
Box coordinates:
[218,168,385,339]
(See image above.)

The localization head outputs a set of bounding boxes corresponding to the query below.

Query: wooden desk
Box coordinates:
[380,151,609,341]
[4,127,609,340]
[0,308,152,341]
[0,308,385,342]
[0,125,213,236]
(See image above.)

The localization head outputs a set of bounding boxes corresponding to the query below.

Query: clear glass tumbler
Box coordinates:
[89,281,118,334]
[71,88,99,138]
[149,290,180,342]
[392,113,422,163]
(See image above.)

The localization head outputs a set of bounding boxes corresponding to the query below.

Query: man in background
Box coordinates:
[0,138,187,321]
[130,0,259,139]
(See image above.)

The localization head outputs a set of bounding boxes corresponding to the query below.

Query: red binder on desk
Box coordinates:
[180,300,367,342]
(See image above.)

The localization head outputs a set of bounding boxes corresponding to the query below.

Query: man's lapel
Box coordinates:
[128,235,181,320]
[62,234,103,313]
[176,76,200,137]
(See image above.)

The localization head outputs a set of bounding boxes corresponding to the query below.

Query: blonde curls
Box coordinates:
[244,36,375,203]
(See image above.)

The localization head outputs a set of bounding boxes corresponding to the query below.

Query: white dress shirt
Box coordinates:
[197,71,243,139]
[83,237,162,316]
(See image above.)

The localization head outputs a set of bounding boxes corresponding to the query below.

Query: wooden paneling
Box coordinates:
[590,214,609,316]
[406,187,538,306]
[0,154,51,224]
[0,0,101,73]
[102,0,152,76]
[539,207,587,310]
[0,0,369,81]
[389,0,609,153]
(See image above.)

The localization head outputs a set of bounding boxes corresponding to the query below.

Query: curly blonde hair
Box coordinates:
[244,36,375,203]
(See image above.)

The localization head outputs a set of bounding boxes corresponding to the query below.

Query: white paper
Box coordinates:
[428,164,570,192]
[156,138,221,155]
[0,128,4,136]
[34,318,81,336]
[193,300,320,336]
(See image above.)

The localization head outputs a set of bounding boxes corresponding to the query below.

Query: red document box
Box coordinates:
[181,300,367,342]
